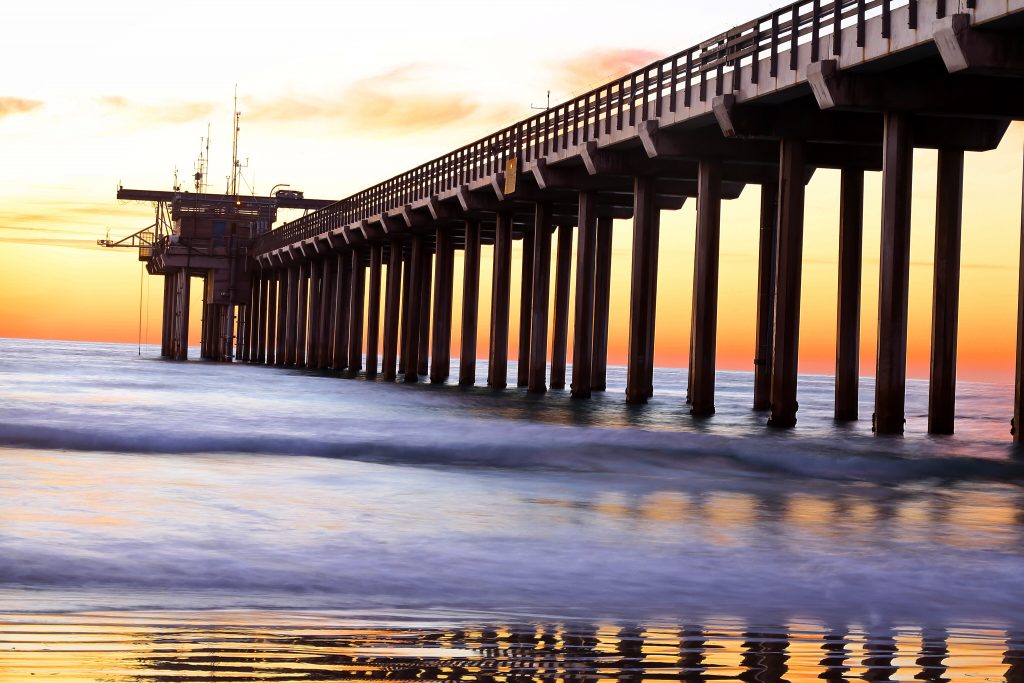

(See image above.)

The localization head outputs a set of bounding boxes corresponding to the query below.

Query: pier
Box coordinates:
[113,0,1024,438]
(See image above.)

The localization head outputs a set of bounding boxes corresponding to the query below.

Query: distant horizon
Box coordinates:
[4,335,1016,386]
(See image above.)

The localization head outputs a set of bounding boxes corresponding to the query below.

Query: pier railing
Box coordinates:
[254,0,954,255]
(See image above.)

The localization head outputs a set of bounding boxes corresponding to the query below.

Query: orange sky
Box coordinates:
[0,1,1021,383]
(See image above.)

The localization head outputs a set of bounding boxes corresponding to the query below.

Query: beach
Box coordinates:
[1,338,1023,681]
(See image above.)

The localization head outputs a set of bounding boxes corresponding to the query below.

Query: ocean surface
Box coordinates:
[1,337,1023,681]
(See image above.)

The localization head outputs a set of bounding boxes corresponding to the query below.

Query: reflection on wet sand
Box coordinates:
[1,613,1022,682]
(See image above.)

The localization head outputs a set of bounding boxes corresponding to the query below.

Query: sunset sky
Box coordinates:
[1,0,1022,382]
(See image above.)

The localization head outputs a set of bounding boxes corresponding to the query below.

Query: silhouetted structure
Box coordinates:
[116,0,1024,439]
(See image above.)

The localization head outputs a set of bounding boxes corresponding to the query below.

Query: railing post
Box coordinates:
[833,0,843,56]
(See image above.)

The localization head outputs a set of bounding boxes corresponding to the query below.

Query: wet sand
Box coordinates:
[2,610,1023,682]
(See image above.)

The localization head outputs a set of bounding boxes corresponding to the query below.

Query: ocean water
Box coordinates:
[1,337,1023,681]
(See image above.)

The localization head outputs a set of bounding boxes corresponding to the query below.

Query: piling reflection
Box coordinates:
[3,614,1023,682]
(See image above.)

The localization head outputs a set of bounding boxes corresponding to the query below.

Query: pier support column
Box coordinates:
[275,270,288,366]
[753,183,778,410]
[307,260,322,369]
[383,241,403,381]
[200,279,211,360]
[285,266,298,365]
[399,246,413,376]
[592,216,613,392]
[550,226,573,390]
[318,257,335,370]
[1015,148,1024,443]
[366,244,383,377]
[488,212,513,389]
[431,227,455,384]
[170,272,180,359]
[690,160,723,417]
[928,149,964,435]
[235,304,245,361]
[404,236,425,382]
[243,275,256,362]
[333,253,351,371]
[529,205,553,393]
[266,272,278,366]
[836,170,865,421]
[517,229,535,388]
[348,250,366,376]
[255,271,267,364]
[296,261,309,368]
[461,221,482,386]
[572,192,598,399]
[176,270,191,361]
[768,138,807,429]
[162,275,173,358]
[418,249,433,377]
[874,112,914,435]
[626,177,660,404]
[201,286,212,359]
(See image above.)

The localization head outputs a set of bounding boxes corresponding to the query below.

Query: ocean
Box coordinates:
[1,337,1022,681]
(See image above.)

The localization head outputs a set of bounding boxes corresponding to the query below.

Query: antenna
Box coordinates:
[205,123,210,193]
[530,90,552,111]
[229,86,241,196]
[194,123,210,193]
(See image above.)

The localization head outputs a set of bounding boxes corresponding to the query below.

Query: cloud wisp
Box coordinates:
[553,48,663,95]
[99,96,215,124]
[245,64,521,137]
[0,236,105,251]
[0,97,43,118]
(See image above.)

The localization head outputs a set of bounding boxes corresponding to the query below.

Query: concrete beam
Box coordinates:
[934,14,1024,76]
[809,59,1024,122]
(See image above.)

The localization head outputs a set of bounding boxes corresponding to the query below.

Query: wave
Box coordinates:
[2,418,1022,487]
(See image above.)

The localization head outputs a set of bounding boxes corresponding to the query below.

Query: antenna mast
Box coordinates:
[194,123,210,194]
[229,86,241,196]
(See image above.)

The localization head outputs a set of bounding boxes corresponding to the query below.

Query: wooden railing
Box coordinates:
[255,0,970,254]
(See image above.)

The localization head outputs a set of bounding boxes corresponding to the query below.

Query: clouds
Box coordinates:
[0,236,103,251]
[244,64,521,137]
[553,48,663,94]
[0,97,43,118]
[99,95,216,124]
